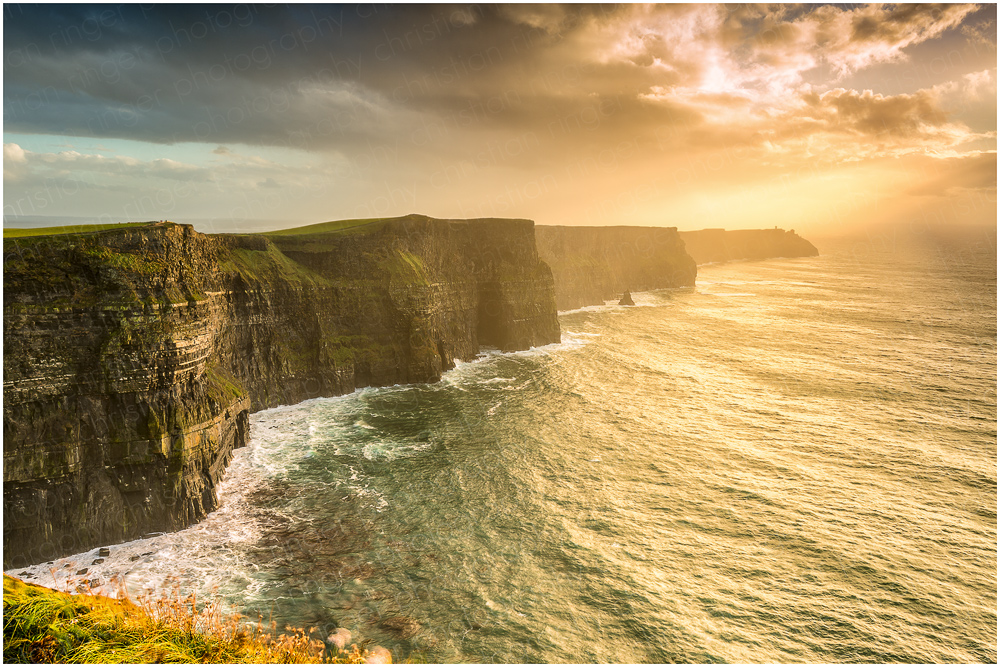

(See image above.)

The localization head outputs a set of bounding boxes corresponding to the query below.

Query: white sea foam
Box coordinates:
[558,289,680,315]
[558,302,619,315]
[443,338,590,382]
[4,449,268,601]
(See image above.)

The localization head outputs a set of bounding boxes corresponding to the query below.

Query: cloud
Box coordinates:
[960,12,998,50]
[2,3,988,156]
[146,158,204,180]
[2,4,994,229]
[4,143,27,163]
[497,4,570,33]
[801,88,949,139]
[752,4,980,79]
[4,143,28,180]
[930,69,997,106]
[1,140,358,223]
[638,78,990,168]
[906,151,997,196]
[2,145,212,189]
[448,6,480,27]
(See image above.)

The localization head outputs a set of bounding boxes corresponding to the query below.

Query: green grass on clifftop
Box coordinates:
[220,243,333,286]
[3,222,157,238]
[2,575,387,664]
[264,217,389,236]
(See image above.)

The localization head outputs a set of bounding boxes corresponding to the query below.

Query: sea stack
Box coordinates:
[619,289,635,306]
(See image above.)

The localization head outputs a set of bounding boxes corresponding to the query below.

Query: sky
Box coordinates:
[3,3,997,235]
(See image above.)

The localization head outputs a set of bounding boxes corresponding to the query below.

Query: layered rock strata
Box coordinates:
[679,228,819,265]
[3,216,560,568]
[535,225,697,311]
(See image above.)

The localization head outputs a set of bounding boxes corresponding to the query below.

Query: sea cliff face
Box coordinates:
[679,228,819,265]
[535,226,697,311]
[3,216,559,568]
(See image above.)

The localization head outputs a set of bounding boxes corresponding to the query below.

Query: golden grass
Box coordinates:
[3,574,389,664]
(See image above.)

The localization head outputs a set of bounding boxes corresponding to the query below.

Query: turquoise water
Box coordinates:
[15,234,997,663]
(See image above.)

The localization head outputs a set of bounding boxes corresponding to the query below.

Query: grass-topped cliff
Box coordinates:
[2,221,156,238]
[3,216,560,569]
[261,217,389,236]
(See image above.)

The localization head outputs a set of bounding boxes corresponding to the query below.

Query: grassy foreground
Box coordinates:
[2,575,389,664]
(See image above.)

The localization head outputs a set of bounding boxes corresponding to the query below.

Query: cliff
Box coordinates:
[679,228,819,265]
[535,226,697,311]
[3,215,560,568]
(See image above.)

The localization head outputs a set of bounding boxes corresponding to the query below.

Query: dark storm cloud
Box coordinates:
[2,4,624,150]
[6,3,989,157]
[6,4,385,146]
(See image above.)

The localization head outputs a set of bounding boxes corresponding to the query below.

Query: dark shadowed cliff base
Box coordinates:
[3,215,560,568]
[679,228,819,265]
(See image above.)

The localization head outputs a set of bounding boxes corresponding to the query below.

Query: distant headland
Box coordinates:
[678,228,819,265]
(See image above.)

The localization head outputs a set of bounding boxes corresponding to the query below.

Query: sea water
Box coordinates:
[11,232,996,663]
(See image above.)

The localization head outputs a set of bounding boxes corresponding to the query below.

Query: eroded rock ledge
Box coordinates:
[3,215,560,568]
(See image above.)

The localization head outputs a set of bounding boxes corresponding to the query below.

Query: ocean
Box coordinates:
[10,232,997,663]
